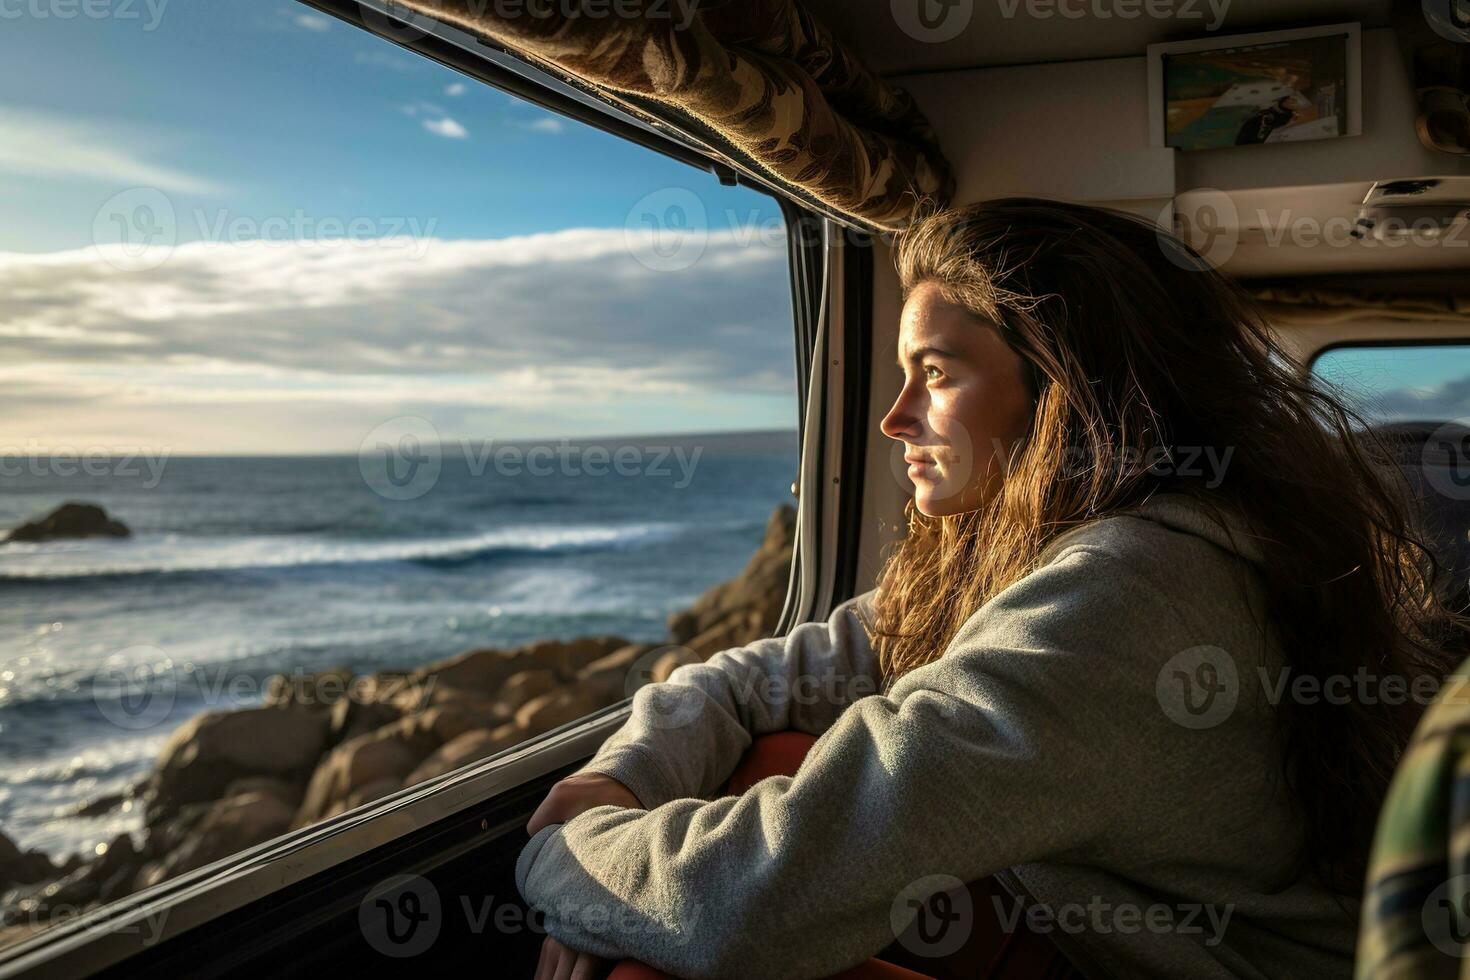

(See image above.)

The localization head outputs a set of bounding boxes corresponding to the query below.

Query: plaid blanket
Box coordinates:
[1358,665,1470,978]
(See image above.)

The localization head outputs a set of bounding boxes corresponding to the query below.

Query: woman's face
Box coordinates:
[881,282,1035,517]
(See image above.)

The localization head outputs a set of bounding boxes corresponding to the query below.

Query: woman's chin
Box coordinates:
[913,476,992,518]
[913,486,963,518]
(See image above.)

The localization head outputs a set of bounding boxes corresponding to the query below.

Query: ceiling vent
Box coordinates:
[1352,177,1470,241]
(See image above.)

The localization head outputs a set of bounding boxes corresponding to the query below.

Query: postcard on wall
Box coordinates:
[1148,24,1362,150]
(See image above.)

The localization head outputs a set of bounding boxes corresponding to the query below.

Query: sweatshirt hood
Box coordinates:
[1040,491,1267,566]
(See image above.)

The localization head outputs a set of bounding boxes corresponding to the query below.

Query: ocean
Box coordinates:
[0,430,799,860]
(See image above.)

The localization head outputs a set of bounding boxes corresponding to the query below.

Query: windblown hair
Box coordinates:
[869,198,1462,895]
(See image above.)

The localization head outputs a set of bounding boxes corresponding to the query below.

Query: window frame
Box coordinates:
[0,3,877,974]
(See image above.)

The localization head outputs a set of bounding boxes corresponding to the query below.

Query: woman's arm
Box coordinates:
[572,590,880,811]
[516,543,1220,979]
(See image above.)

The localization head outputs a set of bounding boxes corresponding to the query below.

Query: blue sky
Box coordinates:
[0,1,797,452]
[0,1,782,251]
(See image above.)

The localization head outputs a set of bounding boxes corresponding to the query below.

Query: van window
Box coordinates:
[1311,344,1470,423]
[0,4,797,947]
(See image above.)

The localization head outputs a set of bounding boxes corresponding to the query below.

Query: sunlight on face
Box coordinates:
[881,282,1035,517]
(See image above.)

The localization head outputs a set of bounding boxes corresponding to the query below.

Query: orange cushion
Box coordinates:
[724,731,819,794]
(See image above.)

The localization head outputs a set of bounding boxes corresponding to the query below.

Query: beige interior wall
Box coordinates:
[896,28,1438,210]
[898,56,1175,208]
[1274,318,1470,367]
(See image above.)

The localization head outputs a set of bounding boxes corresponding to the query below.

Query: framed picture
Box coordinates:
[1147,23,1362,150]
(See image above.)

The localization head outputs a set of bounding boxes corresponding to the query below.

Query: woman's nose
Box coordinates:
[881,385,923,441]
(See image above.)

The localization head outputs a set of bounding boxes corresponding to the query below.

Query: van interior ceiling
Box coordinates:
[1,0,1468,978]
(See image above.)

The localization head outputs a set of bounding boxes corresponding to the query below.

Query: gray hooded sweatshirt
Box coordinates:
[515,493,1362,978]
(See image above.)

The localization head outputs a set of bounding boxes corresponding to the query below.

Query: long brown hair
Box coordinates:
[869,198,1461,894]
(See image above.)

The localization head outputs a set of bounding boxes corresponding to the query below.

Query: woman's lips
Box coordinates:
[905,454,939,480]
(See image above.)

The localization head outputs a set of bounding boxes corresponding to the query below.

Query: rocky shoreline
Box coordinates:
[0,505,794,948]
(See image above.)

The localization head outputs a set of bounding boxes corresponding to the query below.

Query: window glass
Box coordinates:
[0,2,797,946]
[1312,344,1470,423]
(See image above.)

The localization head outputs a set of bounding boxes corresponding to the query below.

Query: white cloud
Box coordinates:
[528,117,565,134]
[445,82,467,97]
[294,13,331,31]
[423,117,468,139]
[0,109,223,196]
[0,229,794,451]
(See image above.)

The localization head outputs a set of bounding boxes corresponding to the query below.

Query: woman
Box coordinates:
[519,199,1460,979]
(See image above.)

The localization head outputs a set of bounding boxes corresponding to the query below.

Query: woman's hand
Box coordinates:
[526,772,644,836]
[534,935,604,980]
[525,777,641,975]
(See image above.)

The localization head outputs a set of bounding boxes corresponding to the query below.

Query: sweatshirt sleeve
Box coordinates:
[516,545,1200,979]
[573,590,881,810]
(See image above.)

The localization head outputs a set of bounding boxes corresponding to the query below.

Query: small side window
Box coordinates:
[1311,344,1470,424]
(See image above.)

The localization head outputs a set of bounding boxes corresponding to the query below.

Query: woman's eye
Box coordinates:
[923,365,944,383]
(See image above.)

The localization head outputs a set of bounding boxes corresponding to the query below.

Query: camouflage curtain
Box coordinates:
[392,0,955,231]
[1357,658,1470,977]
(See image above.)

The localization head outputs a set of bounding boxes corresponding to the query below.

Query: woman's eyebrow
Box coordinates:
[898,344,960,365]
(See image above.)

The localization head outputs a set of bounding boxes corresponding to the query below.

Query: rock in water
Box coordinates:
[4,502,130,543]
